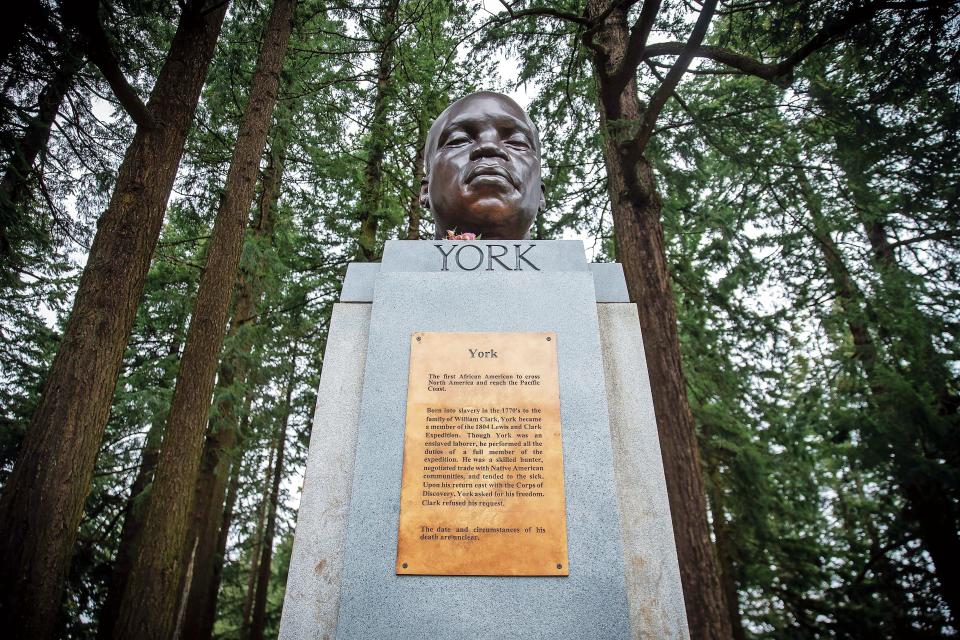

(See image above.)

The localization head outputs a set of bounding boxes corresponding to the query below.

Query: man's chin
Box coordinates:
[458,206,519,235]
[436,214,533,240]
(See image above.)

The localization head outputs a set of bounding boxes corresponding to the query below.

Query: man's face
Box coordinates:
[423,93,544,239]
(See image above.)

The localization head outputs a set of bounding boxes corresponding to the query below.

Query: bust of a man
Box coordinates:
[420,91,545,240]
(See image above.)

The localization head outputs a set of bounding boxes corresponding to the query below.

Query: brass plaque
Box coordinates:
[396,332,568,576]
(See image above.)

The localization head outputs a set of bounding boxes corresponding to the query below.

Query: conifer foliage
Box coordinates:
[0,1,956,638]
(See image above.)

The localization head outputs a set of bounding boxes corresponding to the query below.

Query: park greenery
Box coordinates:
[0,0,957,638]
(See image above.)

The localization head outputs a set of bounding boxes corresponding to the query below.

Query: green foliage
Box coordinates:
[0,0,957,637]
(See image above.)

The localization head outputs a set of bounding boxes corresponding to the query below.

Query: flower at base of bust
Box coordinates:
[445,229,478,240]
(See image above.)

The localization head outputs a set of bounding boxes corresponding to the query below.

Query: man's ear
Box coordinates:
[419,177,430,209]
[539,181,546,212]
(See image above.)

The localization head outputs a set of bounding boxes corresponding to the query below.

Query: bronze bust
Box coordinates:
[420,92,545,240]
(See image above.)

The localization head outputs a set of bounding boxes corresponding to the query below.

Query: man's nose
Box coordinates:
[469,134,509,162]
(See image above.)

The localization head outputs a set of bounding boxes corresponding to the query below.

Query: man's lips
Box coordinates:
[466,163,517,188]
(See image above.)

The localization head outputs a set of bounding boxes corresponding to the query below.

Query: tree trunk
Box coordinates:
[0,2,228,636]
[584,3,731,638]
[705,479,747,640]
[95,417,163,640]
[0,47,84,269]
[180,123,288,640]
[405,120,425,240]
[112,2,296,637]
[98,312,187,640]
[240,446,275,640]
[210,431,246,610]
[249,360,295,640]
[356,0,399,260]
[797,165,960,624]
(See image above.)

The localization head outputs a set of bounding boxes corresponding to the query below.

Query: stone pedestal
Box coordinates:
[279,240,688,640]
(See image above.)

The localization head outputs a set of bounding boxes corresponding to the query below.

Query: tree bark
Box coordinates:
[240,446,275,640]
[706,480,746,640]
[181,126,288,640]
[0,47,84,269]
[405,120,425,240]
[112,2,296,637]
[97,310,187,640]
[797,164,960,624]
[249,360,295,640]
[583,3,731,638]
[0,2,228,637]
[95,418,162,640]
[356,0,399,260]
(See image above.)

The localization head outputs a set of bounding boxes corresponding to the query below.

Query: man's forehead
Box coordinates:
[443,93,526,121]
[443,110,531,133]
[436,93,528,132]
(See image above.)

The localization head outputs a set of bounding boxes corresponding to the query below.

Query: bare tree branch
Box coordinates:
[642,0,929,87]
[494,0,591,27]
[62,0,155,129]
[643,42,783,81]
[887,228,960,250]
[633,0,717,151]
[606,0,661,91]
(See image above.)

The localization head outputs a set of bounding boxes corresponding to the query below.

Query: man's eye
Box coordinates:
[505,135,530,148]
[444,134,469,146]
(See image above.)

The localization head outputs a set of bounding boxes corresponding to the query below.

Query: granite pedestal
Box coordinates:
[279,240,688,639]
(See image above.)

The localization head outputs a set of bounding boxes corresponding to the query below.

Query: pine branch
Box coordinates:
[62,0,155,129]
[641,0,930,87]
[605,0,661,91]
[633,0,717,151]
[494,0,592,27]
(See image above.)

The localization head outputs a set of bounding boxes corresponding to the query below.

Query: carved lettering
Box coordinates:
[435,243,456,271]
[487,244,512,271]
[435,243,539,271]
[455,244,484,271]
[515,244,539,271]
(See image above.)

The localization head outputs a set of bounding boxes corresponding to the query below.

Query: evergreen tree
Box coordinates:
[0,2,229,635]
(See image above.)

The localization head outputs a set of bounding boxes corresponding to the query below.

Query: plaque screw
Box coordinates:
[556,563,562,569]
[415,336,421,342]
[402,563,408,569]
[546,337,551,341]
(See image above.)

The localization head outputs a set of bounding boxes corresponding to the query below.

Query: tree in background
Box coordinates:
[486,1,952,636]
[0,1,228,636]
[0,0,957,637]
[111,0,296,636]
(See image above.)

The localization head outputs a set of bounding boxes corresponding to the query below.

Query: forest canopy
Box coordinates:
[0,0,957,638]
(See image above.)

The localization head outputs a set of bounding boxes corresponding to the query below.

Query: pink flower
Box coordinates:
[445,229,478,240]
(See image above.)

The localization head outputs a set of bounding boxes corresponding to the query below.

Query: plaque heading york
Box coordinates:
[434,243,540,272]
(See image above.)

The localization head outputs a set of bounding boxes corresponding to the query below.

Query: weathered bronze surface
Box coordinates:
[420,92,545,240]
[397,332,568,576]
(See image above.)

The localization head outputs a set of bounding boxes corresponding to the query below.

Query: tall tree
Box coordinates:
[491,1,935,635]
[112,0,297,637]
[240,445,275,640]
[180,105,292,640]
[0,44,84,272]
[355,0,400,260]
[0,1,228,636]
[249,354,296,640]
[806,73,960,620]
